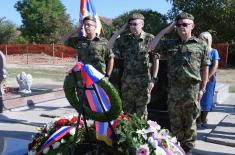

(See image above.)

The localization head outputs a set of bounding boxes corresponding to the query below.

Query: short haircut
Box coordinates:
[175,12,194,21]
[83,16,96,23]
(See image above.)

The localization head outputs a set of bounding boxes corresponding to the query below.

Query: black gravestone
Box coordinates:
[148,60,170,130]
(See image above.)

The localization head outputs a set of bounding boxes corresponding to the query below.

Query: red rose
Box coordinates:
[69,116,78,124]
[55,118,69,126]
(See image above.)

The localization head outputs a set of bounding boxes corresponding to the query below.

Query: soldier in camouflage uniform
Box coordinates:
[63,16,114,76]
[107,13,159,119]
[147,12,210,154]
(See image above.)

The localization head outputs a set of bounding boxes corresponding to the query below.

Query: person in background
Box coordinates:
[63,16,114,77]
[197,32,220,128]
[109,32,123,93]
[147,12,210,155]
[0,51,6,113]
[107,13,159,119]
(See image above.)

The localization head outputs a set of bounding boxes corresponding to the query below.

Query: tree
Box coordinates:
[112,9,168,36]
[0,17,19,44]
[15,0,73,43]
[166,0,235,43]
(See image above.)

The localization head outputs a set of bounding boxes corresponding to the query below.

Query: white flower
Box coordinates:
[159,129,169,137]
[43,147,50,154]
[46,122,54,130]
[148,137,159,148]
[61,138,66,143]
[136,144,150,155]
[86,119,94,127]
[69,128,76,136]
[52,142,61,149]
[68,114,77,120]
[28,150,36,155]
[170,136,177,143]
[154,146,167,155]
[136,129,148,140]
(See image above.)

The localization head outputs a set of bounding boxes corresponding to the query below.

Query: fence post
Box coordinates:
[5,44,7,56]
[52,43,55,64]
[26,44,29,64]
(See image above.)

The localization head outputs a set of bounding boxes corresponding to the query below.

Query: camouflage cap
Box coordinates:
[129,13,145,21]
[175,12,194,21]
[83,16,96,23]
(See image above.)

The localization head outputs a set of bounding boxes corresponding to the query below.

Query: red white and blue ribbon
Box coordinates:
[73,62,104,86]
[37,126,75,155]
[73,62,116,146]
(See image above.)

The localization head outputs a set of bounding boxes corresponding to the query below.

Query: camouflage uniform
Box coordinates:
[64,36,114,74]
[116,31,157,118]
[157,37,210,150]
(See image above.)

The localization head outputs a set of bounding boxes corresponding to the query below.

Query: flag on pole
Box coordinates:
[80,0,102,36]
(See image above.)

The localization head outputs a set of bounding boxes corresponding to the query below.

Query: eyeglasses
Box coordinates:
[84,23,95,27]
[176,23,192,28]
[129,23,140,26]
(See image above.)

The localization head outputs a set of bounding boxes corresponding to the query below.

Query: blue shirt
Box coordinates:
[209,48,220,81]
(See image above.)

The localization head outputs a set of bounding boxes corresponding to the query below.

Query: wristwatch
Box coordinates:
[200,88,206,93]
[150,77,158,83]
[105,73,111,78]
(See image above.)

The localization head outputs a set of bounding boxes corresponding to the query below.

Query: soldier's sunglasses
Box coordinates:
[176,23,192,27]
[129,23,140,26]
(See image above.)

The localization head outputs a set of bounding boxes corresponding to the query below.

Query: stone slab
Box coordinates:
[206,114,235,147]
[3,88,65,110]
[0,137,29,155]
[213,83,230,104]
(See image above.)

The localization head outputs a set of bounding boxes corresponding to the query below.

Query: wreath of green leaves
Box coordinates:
[63,72,122,122]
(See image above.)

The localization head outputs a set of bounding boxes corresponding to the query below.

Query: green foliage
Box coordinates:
[15,0,73,43]
[99,20,116,39]
[112,9,168,35]
[14,35,29,44]
[116,114,148,154]
[0,17,18,43]
[166,0,235,43]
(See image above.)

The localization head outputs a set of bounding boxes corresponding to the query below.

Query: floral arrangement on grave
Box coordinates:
[28,62,185,155]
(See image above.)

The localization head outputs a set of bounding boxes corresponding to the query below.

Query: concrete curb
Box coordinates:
[206,114,235,147]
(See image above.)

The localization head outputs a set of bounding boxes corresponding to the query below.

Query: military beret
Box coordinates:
[83,16,96,23]
[129,13,145,21]
[175,12,194,21]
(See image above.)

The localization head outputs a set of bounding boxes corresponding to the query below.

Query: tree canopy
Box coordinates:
[112,9,168,36]
[0,17,19,44]
[166,0,235,43]
[15,0,73,43]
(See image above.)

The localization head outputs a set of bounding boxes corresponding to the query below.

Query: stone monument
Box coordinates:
[16,72,33,94]
[0,50,6,113]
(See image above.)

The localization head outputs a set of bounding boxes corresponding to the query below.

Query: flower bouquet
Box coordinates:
[28,114,97,155]
[116,114,185,155]
[28,113,185,155]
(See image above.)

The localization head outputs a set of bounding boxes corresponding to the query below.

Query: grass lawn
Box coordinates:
[6,67,67,82]
[229,86,235,93]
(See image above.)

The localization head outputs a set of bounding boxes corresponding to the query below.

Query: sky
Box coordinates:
[0,0,172,26]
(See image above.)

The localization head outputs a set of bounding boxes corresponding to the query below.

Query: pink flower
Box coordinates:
[136,144,150,155]
[147,120,161,131]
